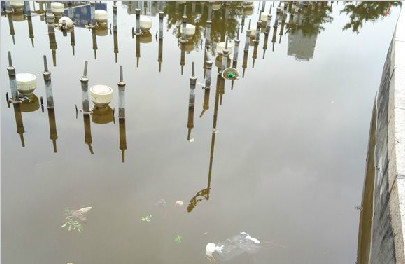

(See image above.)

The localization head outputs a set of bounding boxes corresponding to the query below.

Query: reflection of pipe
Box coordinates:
[159,11,164,39]
[232,30,240,89]
[136,34,140,67]
[47,19,57,66]
[113,31,118,63]
[187,62,197,141]
[206,5,212,45]
[4,1,11,12]
[255,20,261,43]
[272,23,278,52]
[221,38,229,72]
[71,27,76,55]
[279,14,286,44]
[80,61,90,113]
[180,42,185,75]
[119,118,127,163]
[92,28,97,59]
[263,28,270,58]
[47,108,58,153]
[181,6,187,42]
[243,20,251,77]
[113,1,117,31]
[213,74,222,129]
[24,1,31,16]
[263,14,271,58]
[244,20,251,52]
[242,49,248,77]
[83,114,93,154]
[200,59,212,118]
[90,2,95,26]
[233,28,240,63]
[7,13,15,44]
[158,38,163,72]
[205,56,213,90]
[13,103,25,147]
[25,2,34,47]
[7,52,19,102]
[118,66,126,119]
[45,2,54,23]
[43,56,54,108]
[113,2,118,62]
[135,8,141,34]
[187,67,222,213]
[252,40,258,68]
[28,15,34,47]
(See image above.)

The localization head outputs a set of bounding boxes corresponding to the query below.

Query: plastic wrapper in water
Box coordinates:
[206,232,261,262]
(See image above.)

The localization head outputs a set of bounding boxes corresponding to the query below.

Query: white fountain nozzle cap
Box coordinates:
[179,24,196,36]
[216,41,234,55]
[140,15,153,30]
[95,10,108,24]
[89,85,113,107]
[212,3,221,11]
[59,17,74,28]
[16,73,37,95]
[10,1,24,8]
[51,2,64,14]
[260,12,270,21]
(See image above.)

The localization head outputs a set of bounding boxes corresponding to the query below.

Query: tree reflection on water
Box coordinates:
[341,1,402,33]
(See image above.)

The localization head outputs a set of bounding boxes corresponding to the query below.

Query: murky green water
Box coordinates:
[1,1,401,264]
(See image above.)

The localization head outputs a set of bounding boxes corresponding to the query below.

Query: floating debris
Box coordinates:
[61,207,92,232]
[174,235,183,244]
[155,198,167,208]
[175,201,184,207]
[71,207,92,221]
[141,214,152,222]
[206,232,261,262]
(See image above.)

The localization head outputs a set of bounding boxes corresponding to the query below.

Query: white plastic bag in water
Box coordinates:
[206,232,261,262]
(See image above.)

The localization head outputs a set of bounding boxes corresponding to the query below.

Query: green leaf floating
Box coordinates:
[174,235,182,244]
[141,215,152,222]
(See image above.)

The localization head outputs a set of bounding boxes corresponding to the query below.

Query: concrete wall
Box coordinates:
[357,6,405,264]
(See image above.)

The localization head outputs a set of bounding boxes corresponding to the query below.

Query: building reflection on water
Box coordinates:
[2,1,398,211]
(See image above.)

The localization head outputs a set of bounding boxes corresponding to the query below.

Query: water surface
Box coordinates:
[1,1,401,264]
